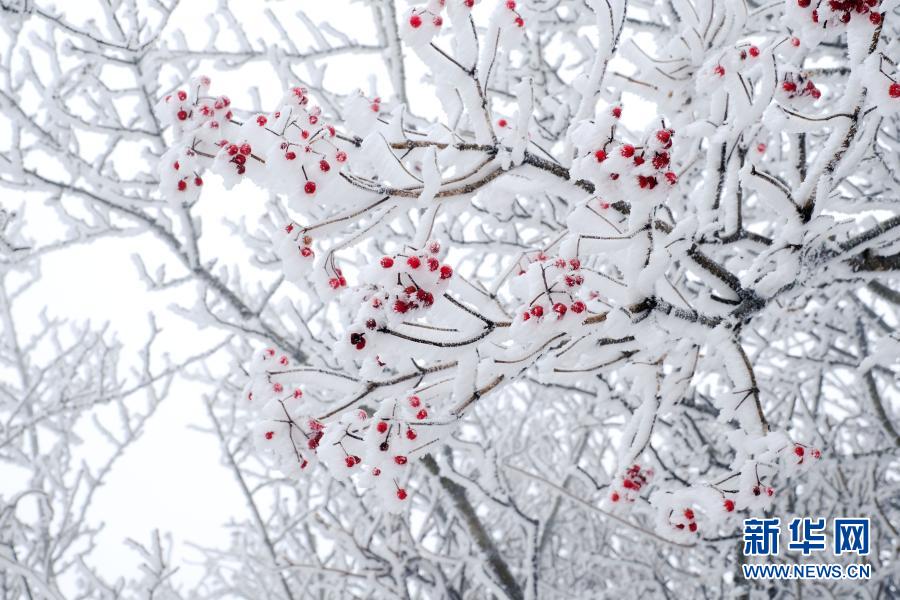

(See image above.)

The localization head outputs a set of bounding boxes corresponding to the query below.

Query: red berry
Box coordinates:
[300,247,313,258]
[665,171,677,185]
[336,150,348,162]
[345,456,356,468]
[381,257,394,268]
[406,429,417,440]
[409,14,422,28]
[416,409,428,420]
[571,301,586,314]
[497,118,508,128]
[684,509,695,520]
[394,300,409,313]
[522,311,531,321]
[688,522,698,533]
[177,180,187,191]
[594,149,607,162]
[409,396,421,408]
[766,487,775,497]
[621,144,635,158]
[257,115,267,126]
[794,445,805,457]
[394,455,408,465]
[239,143,251,156]
[749,46,760,57]
[177,110,188,121]
[611,106,622,118]
[304,181,317,194]
[724,499,735,512]
[783,81,797,93]
[811,449,821,459]
[285,151,296,160]
[870,12,882,25]
[372,468,381,476]
[890,83,900,98]
[552,302,567,317]
[798,0,810,6]
[530,305,544,318]
[506,0,516,8]
[227,144,239,156]
[265,431,274,440]
[233,154,246,165]
[791,37,801,47]
[439,265,453,279]
[194,177,203,186]
[514,16,524,27]
[656,129,671,144]
[407,256,421,269]
[611,492,620,502]
[714,65,725,77]
[319,160,330,172]
[433,16,443,26]
[177,90,187,101]
[397,488,408,500]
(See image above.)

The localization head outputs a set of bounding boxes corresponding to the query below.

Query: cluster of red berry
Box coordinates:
[519,257,588,323]
[610,464,653,503]
[362,396,433,501]
[343,243,454,354]
[170,151,203,192]
[782,74,822,100]
[381,245,453,316]
[593,127,677,190]
[797,0,883,26]
[216,140,254,175]
[671,508,700,533]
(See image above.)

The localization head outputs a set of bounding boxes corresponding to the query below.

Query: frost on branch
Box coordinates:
[144,0,899,595]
